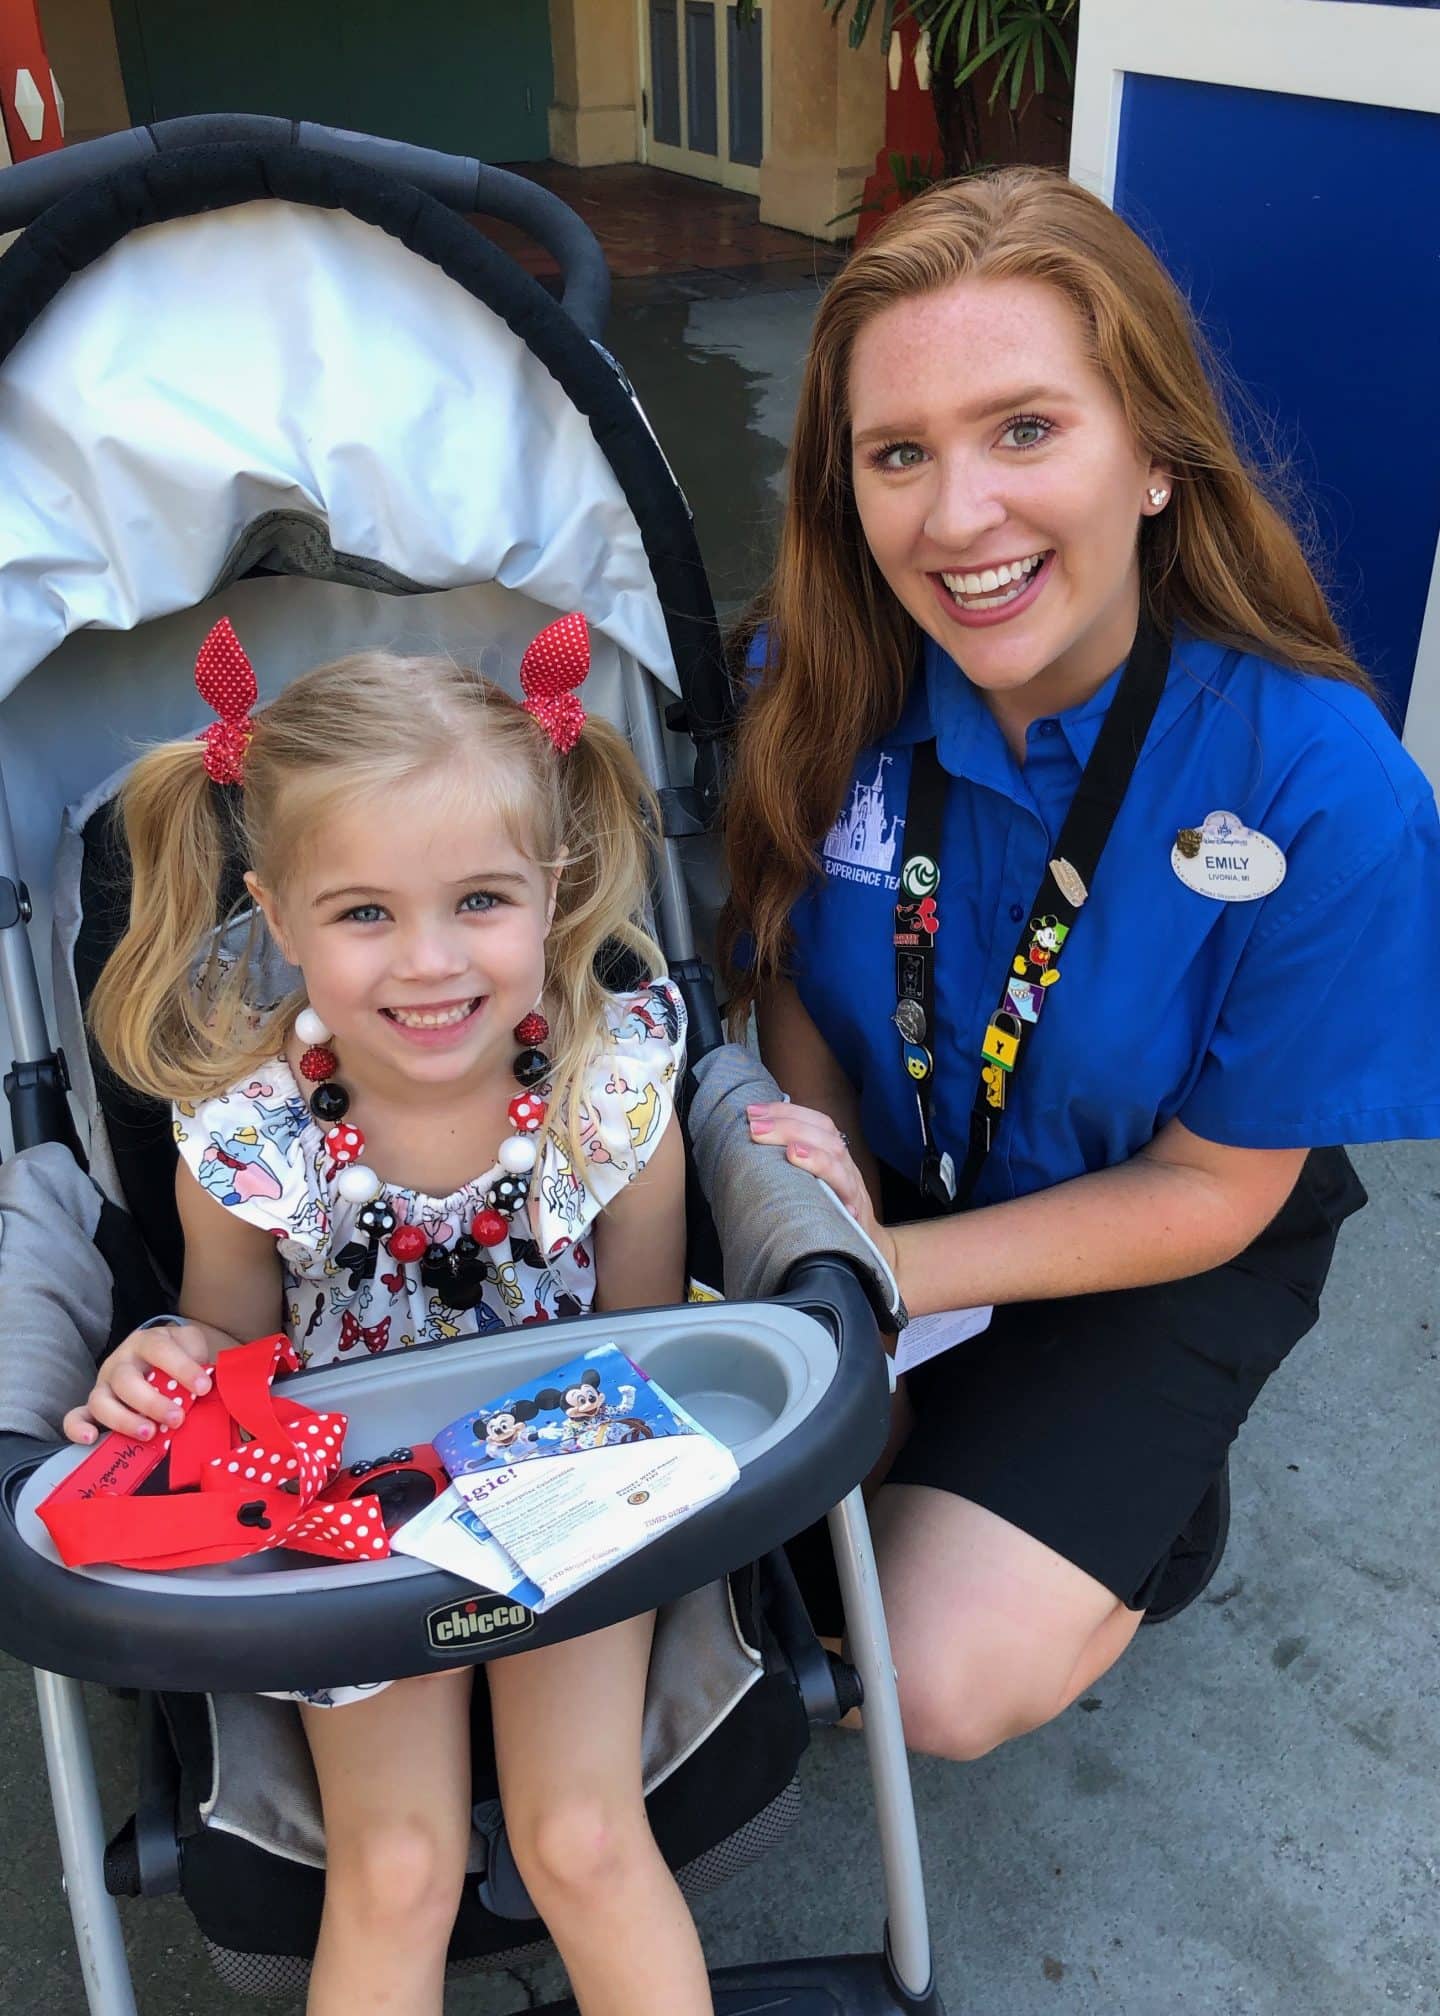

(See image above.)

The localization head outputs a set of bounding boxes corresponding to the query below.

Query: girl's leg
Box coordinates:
[488,1613,713,2016]
[301,1668,474,2016]
[870,1484,1142,1762]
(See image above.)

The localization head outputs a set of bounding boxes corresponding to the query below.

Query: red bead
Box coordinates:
[299,1045,338,1082]
[387,1224,429,1263]
[513,1011,549,1047]
[324,1123,364,1165]
[508,1093,547,1134]
[472,1208,509,1247]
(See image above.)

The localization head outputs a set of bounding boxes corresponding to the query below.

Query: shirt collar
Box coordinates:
[884,625,1215,779]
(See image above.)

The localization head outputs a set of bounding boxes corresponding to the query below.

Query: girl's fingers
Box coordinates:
[84,1384,170,1441]
[62,1405,101,1447]
[133,1330,214,1391]
[107,1359,188,1428]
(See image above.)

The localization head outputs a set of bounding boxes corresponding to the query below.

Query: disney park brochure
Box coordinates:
[391,1344,738,1610]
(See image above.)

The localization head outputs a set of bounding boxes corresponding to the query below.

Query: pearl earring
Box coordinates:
[1148,486,1170,509]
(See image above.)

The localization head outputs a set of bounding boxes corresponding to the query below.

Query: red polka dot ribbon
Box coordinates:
[194,617,258,785]
[38,1333,390,1572]
[520,612,590,754]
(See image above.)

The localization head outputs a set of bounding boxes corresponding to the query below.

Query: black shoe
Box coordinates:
[1140,1459,1232,1626]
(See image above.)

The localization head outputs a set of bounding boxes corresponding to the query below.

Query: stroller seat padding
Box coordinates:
[0,1143,109,1439]
[688,1045,906,1330]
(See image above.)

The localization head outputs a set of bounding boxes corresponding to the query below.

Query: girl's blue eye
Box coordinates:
[1000,414,1054,450]
[869,440,927,471]
[342,903,387,924]
[460,890,500,914]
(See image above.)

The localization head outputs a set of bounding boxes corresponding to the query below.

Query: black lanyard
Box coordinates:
[893,615,1171,1211]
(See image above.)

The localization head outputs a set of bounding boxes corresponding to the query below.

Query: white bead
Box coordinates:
[499,1136,537,1173]
[295,1006,332,1045]
[336,1164,382,1203]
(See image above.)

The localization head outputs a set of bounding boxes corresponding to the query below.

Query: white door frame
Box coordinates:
[636,0,768,194]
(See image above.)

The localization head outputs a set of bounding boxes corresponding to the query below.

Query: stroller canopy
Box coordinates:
[0,144,729,1134]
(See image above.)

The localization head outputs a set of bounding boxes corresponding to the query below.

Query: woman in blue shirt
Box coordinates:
[721,169,1440,1764]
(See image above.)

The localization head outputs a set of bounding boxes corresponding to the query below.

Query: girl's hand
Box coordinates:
[62,1320,235,1446]
[746,1102,898,1271]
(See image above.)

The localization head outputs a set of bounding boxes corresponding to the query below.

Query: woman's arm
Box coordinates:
[748,991,1307,1313]
[889,1121,1307,1316]
[590,1113,687,1313]
[755,980,886,1215]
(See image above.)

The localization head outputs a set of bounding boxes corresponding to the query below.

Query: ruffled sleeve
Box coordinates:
[532,978,688,1260]
[172,1067,328,1267]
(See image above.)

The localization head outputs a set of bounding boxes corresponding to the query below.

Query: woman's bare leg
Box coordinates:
[302,1669,474,2015]
[488,1613,712,2016]
[870,1485,1142,1760]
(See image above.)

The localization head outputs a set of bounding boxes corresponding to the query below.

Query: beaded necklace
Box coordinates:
[292,1003,553,1310]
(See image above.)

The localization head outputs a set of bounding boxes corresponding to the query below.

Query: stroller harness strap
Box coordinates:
[38,1333,392,1572]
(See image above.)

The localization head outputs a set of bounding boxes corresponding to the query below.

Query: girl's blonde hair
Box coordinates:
[720,167,1374,1025]
[89,648,665,1165]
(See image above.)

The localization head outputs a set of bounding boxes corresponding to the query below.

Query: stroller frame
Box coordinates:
[0,119,943,2016]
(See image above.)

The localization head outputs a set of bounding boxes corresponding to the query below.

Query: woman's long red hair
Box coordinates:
[719,167,1371,1026]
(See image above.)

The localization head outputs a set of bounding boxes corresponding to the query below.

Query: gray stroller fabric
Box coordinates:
[688,1045,906,1330]
[0,1145,109,1439]
[203,1578,762,1871]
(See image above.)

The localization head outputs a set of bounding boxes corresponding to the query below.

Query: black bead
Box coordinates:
[451,1235,482,1267]
[310,1081,350,1123]
[512,1047,551,1088]
[357,1201,397,1239]
[422,1242,448,1269]
[490,1174,529,1215]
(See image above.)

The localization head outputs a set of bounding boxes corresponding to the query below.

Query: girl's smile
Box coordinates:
[248,768,556,1103]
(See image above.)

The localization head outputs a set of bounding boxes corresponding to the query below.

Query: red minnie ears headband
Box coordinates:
[193,611,593,784]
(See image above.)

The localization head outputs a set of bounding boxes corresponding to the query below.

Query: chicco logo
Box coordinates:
[425,1595,536,1653]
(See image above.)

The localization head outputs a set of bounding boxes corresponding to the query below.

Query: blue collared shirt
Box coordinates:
[785,631,1440,1205]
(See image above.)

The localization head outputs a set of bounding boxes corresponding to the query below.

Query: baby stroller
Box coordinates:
[0,118,943,2015]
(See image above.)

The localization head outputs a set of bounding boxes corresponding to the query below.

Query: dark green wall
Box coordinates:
[110,1,554,161]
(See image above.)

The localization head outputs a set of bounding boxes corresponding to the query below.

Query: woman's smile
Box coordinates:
[932,549,1054,625]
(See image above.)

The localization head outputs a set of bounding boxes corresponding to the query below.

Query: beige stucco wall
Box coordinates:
[760,0,886,240]
[37,0,130,141]
[549,0,640,165]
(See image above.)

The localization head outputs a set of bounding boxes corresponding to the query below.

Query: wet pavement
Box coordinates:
[2,262,1437,2015]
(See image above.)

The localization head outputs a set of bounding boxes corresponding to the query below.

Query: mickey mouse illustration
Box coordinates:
[534,1367,650,1451]
[472,1398,546,1465]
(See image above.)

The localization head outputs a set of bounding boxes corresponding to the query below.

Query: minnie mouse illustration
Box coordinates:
[534,1367,651,1451]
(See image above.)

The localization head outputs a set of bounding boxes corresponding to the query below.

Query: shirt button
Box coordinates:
[1009,902,1025,923]
[1037,719,1060,738]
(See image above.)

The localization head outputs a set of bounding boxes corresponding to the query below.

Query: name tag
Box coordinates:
[1172,810,1286,902]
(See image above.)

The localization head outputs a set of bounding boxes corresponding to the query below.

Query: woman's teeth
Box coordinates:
[385,999,478,1029]
[940,552,1047,608]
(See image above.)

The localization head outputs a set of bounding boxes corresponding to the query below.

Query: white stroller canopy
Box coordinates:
[0,197,677,701]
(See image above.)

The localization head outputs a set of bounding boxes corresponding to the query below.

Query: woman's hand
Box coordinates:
[746,1101,898,1271]
[62,1320,237,1446]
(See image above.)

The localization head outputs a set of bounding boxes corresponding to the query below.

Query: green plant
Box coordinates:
[827,0,1075,115]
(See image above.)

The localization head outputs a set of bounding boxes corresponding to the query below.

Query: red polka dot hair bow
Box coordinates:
[194,617,258,784]
[520,612,590,754]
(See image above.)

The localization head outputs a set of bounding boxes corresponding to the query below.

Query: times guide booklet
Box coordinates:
[391,1344,738,1610]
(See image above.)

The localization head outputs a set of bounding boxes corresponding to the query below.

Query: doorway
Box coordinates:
[641,0,765,192]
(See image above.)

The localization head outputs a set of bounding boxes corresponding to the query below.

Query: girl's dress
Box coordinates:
[170,977,687,1706]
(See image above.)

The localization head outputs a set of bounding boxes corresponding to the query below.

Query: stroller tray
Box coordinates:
[0,1262,890,1692]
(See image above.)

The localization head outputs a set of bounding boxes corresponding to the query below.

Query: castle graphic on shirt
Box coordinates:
[822,754,903,889]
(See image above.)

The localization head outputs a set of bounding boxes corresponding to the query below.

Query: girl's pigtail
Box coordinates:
[87,742,257,1104]
[544,718,667,1168]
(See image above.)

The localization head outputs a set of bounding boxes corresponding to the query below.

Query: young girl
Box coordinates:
[63,614,713,2016]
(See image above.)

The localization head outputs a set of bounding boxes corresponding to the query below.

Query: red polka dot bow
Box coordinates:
[520,612,590,754]
[194,617,258,784]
